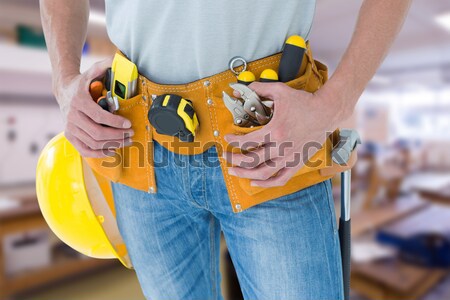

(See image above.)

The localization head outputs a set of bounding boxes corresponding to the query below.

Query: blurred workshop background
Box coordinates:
[1,0,450,299]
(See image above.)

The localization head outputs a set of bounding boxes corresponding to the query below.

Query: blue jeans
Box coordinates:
[112,141,343,300]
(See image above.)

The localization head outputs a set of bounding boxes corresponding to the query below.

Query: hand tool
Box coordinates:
[89,80,104,101]
[222,91,255,127]
[96,96,110,111]
[111,53,138,100]
[105,91,119,113]
[104,67,112,92]
[259,69,278,82]
[230,83,271,121]
[332,129,361,300]
[278,35,306,82]
[148,94,199,142]
[237,71,256,85]
[222,83,272,127]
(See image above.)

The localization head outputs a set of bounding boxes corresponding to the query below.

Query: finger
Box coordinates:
[68,123,132,150]
[79,99,132,129]
[224,127,274,150]
[251,165,299,188]
[85,57,114,84]
[228,158,285,181]
[68,112,133,141]
[65,131,114,158]
[223,142,283,168]
[248,81,286,99]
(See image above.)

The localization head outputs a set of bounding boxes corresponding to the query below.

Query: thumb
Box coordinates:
[85,56,114,81]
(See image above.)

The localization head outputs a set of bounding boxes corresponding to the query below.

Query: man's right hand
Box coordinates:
[54,58,134,158]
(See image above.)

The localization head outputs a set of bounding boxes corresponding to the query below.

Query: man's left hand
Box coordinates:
[223,81,344,188]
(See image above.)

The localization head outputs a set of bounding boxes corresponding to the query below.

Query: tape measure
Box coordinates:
[148,94,199,142]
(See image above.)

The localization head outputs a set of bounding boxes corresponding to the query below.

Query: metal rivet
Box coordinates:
[142,80,146,85]
[213,130,220,137]
[146,125,150,131]
[207,98,213,105]
[235,204,242,211]
[143,95,147,101]
[152,94,157,100]
[148,187,155,193]
[204,80,211,87]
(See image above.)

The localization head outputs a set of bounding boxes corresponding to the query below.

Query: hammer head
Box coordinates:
[332,129,361,165]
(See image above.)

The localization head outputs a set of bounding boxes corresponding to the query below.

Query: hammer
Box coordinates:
[332,129,361,300]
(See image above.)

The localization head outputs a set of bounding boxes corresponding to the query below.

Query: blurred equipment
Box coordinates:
[36,133,132,268]
[332,129,361,300]
[111,53,138,100]
[376,205,450,268]
[148,94,199,142]
[222,83,272,127]
[260,69,279,82]
[16,25,46,48]
[278,35,306,82]
[3,228,51,276]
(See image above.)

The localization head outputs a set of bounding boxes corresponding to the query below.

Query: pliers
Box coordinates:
[222,83,273,127]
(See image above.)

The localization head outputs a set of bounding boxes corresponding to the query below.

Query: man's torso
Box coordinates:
[105,0,316,84]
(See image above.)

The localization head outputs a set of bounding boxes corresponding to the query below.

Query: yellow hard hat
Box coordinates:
[36,133,132,268]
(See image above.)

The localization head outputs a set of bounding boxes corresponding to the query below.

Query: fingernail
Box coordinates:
[124,130,135,138]
[233,91,240,97]
[123,120,132,128]
[228,168,236,176]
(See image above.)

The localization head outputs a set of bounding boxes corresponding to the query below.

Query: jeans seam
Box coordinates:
[323,180,343,299]
[209,214,217,300]
[310,182,335,296]
[202,162,209,209]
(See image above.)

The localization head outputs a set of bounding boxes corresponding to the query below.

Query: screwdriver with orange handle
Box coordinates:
[89,80,109,111]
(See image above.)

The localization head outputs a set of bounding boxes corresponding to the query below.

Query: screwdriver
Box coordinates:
[89,80,109,111]
[260,69,278,82]
[237,71,256,85]
[89,80,104,101]
[278,35,306,82]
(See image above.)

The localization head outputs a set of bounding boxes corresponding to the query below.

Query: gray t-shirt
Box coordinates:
[105,0,316,84]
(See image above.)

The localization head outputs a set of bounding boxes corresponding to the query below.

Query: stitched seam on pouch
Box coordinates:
[141,105,152,190]
[212,100,239,207]
[118,100,145,112]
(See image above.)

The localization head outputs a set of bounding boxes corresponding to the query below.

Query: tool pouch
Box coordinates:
[224,55,355,202]
[85,91,157,193]
[85,44,356,212]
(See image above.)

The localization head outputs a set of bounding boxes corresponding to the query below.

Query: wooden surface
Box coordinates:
[352,196,428,237]
[378,205,450,238]
[406,172,450,205]
[418,186,450,205]
[352,267,447,300]
[351,196,450,300]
